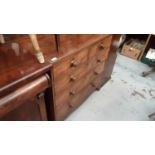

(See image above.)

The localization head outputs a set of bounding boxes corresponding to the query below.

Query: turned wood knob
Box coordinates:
[91,83,100,90]
[70,90,76,96]
[70,60,78,67]
[94,71,99,75]
[70,76,76,82]
[97,59,104,63]
[68,103,73,108]
[91,83,96,88]
[99,43,105,50]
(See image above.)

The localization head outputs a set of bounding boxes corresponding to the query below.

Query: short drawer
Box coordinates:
[89,35,112,64]
[55,101,71,121]
[99,35,113,48]
[70,48,88,69]
[69,72,92,96]
[69,64,88,82]
[91,73,104,90]
[94,61,105,75]
[69,83,95,109]
[96,47,110,61]
[54,89,70,106]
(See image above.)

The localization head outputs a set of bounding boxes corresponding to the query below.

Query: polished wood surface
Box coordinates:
[52,35,115,120]
[0,34,119,121]
[0,34,57,97]
[58,34,110,54]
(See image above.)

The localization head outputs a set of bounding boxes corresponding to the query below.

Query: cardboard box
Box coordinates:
[121,39,145,60]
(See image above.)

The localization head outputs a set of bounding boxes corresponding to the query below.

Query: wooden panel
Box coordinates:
[69,71,92,95]
[0,75,49,118]
[69,84,95,109]
[0,95,47,121]
[70,48,89,68]
[3,34,57,56]
[55,101,71,121]
[94,61,105,75]
[58,34,110,54]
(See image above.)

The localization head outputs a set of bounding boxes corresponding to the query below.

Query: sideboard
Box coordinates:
[0,34,120,120]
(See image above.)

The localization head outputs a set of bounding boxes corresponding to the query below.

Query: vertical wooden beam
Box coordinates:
[138,34,152,60]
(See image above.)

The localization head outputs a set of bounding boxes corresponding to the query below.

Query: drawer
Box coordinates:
[69,64,88,82]
[53,48,88,79]
[55,101,71,121]
[89,35,112,65]
[69,72,92,96]
[99,35,113,48]
[70,48,88,69]
[69,83,95,109]
[96,47,110,61]
[94,61,105,75]
[89,35,112,58]
[54,89,70,106]
[91,73,104,90]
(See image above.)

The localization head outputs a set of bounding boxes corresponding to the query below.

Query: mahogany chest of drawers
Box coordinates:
[52,35,116,120]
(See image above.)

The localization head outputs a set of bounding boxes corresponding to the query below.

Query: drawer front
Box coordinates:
[69,83,95,109]
[54,88,70,106]
[89,35,112,66]
[100,35,113,48]
[69,71,92,96]
[69,64,88,82]
[96,47,110,61]
[55,101,71,121]
[91,73,104,90]
[94,61,105,75]
[70,48,88,69]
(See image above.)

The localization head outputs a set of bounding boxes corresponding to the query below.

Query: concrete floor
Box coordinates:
[66,53,155,121]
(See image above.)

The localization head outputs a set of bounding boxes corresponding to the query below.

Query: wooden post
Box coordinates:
[0,34,5,44]
[29,34,45,63]
[138,34,152,60]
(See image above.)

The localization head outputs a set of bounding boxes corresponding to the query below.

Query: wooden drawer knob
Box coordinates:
[70,76,76,82]
[91,83,100,90]
[70,90,76,96]
[70,60,78,67]
[94,71,100,75]
[91,83,96,88]
[97,59,104,63]
[99,43,105,50]
[68,103,73,108]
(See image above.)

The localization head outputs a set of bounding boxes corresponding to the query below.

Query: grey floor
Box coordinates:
[66,53,155,121]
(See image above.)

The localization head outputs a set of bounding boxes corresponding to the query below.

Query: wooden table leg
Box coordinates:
[29,34,45,63]
[0,34,5,44]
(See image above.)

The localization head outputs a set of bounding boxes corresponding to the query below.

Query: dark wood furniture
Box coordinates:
[51,34,120,120]
[0,34,120,121]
